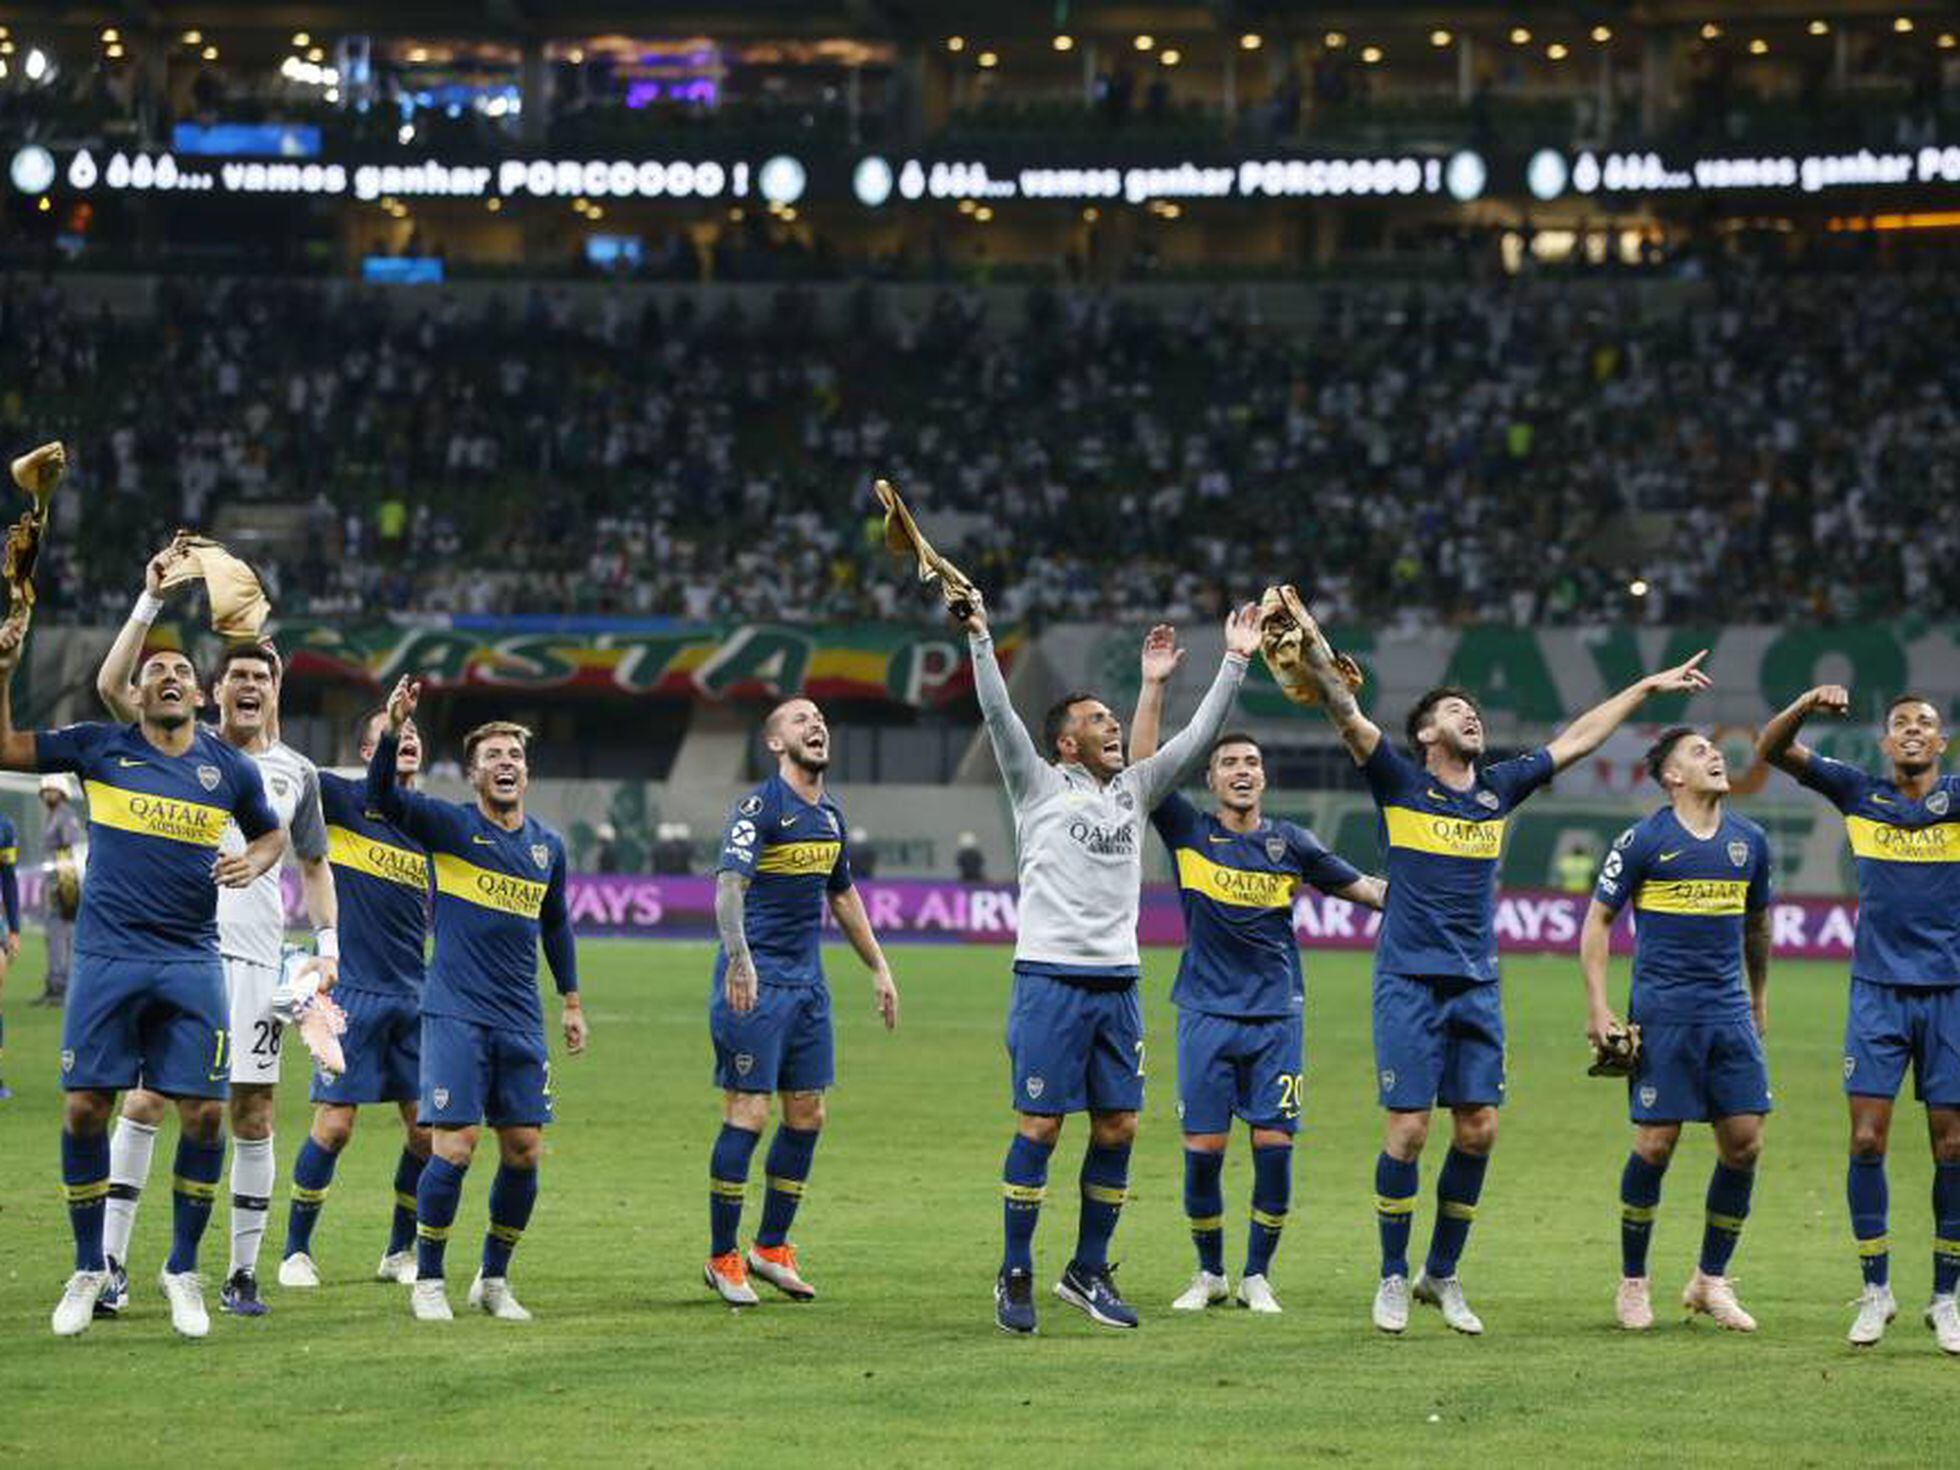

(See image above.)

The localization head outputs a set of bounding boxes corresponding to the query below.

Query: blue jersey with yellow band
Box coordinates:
[1362,739,1554,983]
[1594,807,1772,1025]
[318,771,429,997]
[1797,756,1960,988]
[1151,793,1361,1019]
[0,812,17,933]
[367,732,577,1033]
[714,773,853,990]
[35,721,277,962]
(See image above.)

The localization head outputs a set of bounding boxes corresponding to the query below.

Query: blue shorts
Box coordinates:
[1176,1009,1304,1135]
[711,982,834,1094]
[61,954,229,1099]
[1373,973,1505,1111]
[1844,979,1960,1106]
[419,1014,552,1128]
[313,987,421,1106]
[1629,1019,1772,1123]
[1005,973,1145,1115]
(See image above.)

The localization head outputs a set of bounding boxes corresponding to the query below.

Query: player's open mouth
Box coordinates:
[491,771,519,793]
[158,684,185,705]
[236,694,262,713]
[1229,778,1254,794]
[1102,738,1122,758]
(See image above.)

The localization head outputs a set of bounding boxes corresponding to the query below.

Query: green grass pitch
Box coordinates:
[3,936,1958,1468]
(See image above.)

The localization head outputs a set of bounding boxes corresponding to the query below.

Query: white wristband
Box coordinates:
[130,592,164,626]
[315,928,339,961]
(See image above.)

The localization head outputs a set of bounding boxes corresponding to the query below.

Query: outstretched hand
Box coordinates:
[386,675,421,731]
[1645,649,1712,696]
[1139,624,1184,684]
[1223,602,1261,659]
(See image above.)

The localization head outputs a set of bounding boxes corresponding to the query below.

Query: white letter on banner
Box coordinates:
[498,160,524,195]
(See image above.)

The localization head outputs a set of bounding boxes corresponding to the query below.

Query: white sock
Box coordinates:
[103,1118,159,1266]
[229,1133,275,1277]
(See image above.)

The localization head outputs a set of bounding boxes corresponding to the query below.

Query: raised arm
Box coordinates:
[958,592,1049,805]
[0,617,42,770]
[1579,899,1622,1048]
[97,542,191,722]
[540,844,585,1054]
[1128,604,1258,810]
[829,886,899,1031]
[1545,651,1712,772]
[1276,600,1382,765]
[1755,685,1848,778]
[1128,624,1185,764]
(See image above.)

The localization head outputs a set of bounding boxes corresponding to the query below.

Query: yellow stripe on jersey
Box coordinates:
[1173,848,1298,910]
[756,839,842,876]
[328,825,431,891]
[1634,879,1750,916]
[431,851,547,919]
[83,780,230,848]
[1382,806,1506,861]
[0,846,14,864]
[1844,815,1960,864]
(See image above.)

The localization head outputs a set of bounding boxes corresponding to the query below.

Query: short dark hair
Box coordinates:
[1042,691,1099,761]
[764,696,819,741]
[1405,685,1480,752]
[463,720,532,769]
[1645,725,1698,785]
[353,703,390,748]
[215,639,280,682]
[1208,731,1263,762]
[1884,693,1942,728]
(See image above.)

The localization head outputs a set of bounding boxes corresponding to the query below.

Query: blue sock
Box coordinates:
[389,1150,427,1257]
[1934,1161,1960,1297]
[482,1164,538,1278]
[1620,1153,1667,1278]
[756,1126,819,1248]
[1848,1153,1889,1287]
[283,1136,339,1260]
[415,1157,467,1282]
[1000,1134,1053,1274]
[167,1135,224,1275]
[1183,1148,1226,1275]
[1073,1143,1131,1272]
[1375,1152,1419,1278]
[60,1128,111,1272]
[1424,1147,1489,1279]
[1700,1162,1754,1276]
[708,1124,760,1258]
[1245,1144,1292,1278]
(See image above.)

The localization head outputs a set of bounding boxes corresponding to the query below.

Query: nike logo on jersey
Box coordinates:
[117,757,147,768]
[363,809,386,821]
[779,816,798,827]
[471,834,497,846]
[1871,795,1895,807]
[1657,850,1683,863]
[1208,835,1233,843]
[1425,788,1448,803]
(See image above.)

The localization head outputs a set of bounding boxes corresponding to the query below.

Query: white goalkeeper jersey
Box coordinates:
[969,632,1247,980]
[217,739,329,969]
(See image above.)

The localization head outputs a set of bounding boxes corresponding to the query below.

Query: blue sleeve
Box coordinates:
[1360,740,1420,805]
[1593,824,1647,915]
[1485,747,1556,809]
[716,789,769,879]
[0,822,17,933]
[827,806,854,895]
[315,772,352,825]
[230,751,278,841]
[1151,792,1204,847]
[367,730,465,851]
[539,840,578,995]
[1748,828,1774,912]
[1794,755,1866,810]
[1290,823,1363,895]
[34,722,106,775]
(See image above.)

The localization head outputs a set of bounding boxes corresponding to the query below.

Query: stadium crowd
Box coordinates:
[1,262,1956,629]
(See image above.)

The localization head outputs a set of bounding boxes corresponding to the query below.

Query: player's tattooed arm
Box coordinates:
[1280,602,1382,762]
[1579,899,1625,1049]
[1744,907,1771,1038]
[716,871,759,1014]
[0,613,40,769]
[1754,685,1849,778]
[1336,875,1387,911]
[96,541,191,722]
[829,886,899,1031]
[1128,624,1184,764]
[1546,650,1711,772]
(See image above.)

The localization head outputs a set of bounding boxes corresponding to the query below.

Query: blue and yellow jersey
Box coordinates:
[318,771,429,997]
[714,773,853,990]
[368,733,576,1033]
[35,721,277,962]
[1151,793,1361,1019]
[0,811,18,933]
[1362,740,1554,983]
[1594,807,1772,1025]
[1798,756,1960,988]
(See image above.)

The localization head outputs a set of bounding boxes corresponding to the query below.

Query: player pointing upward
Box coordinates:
[964,590,1261,1336]
[1276,593,1710,1335]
